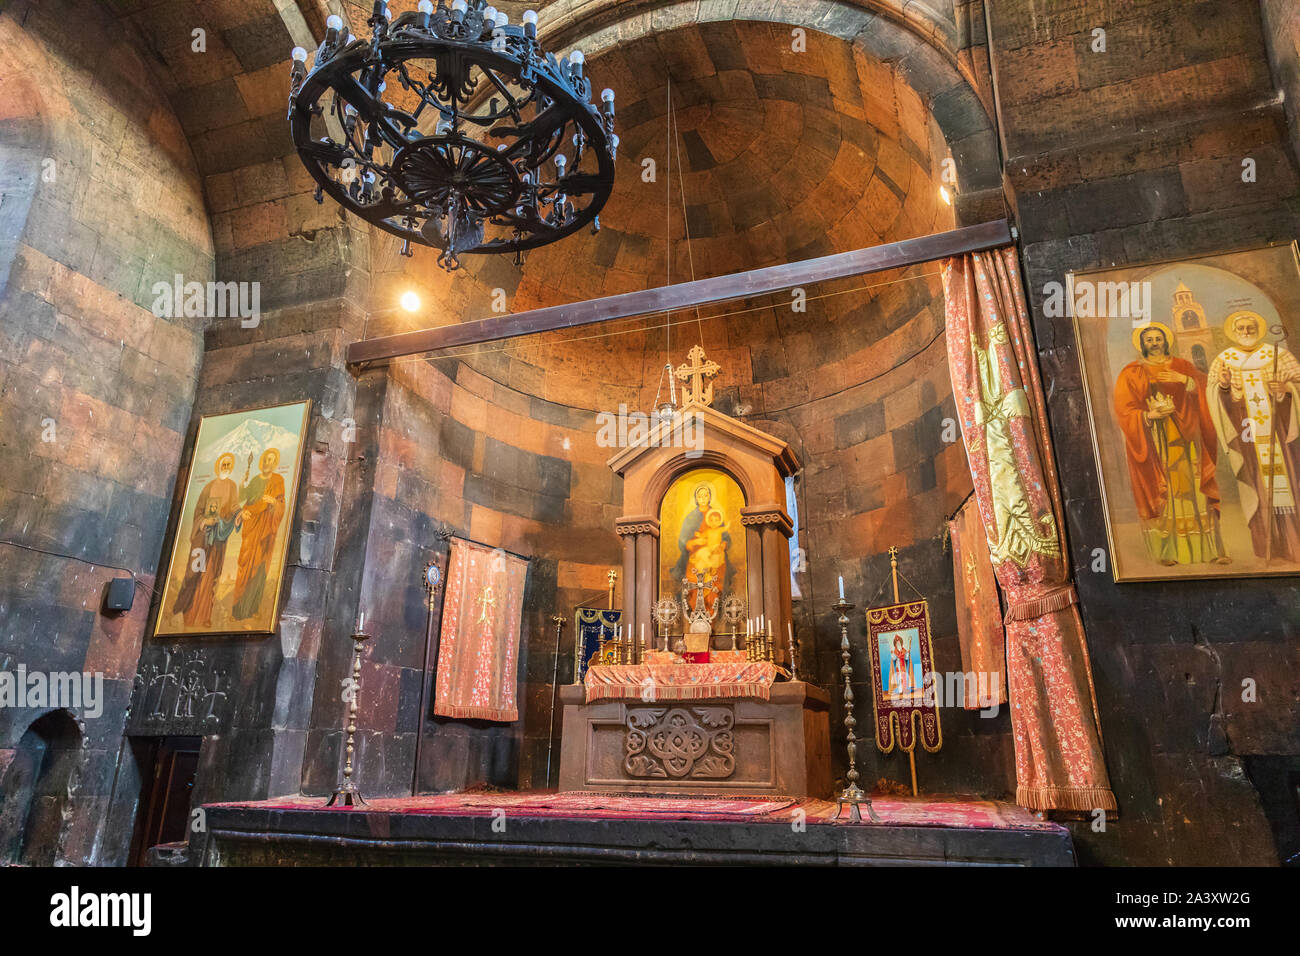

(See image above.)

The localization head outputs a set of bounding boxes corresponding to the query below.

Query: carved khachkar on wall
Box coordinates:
[128,648,232,735]
[624,706,735,779]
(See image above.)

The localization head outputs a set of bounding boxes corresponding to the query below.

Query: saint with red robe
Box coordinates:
[171,453,240,627]
[1207,310,1300,562]
[1113,323,1227,566]
[230,447,287,621]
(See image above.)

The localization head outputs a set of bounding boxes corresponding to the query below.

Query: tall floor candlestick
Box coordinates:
[832,598,879,823]
[545,614,565,789]
[327,626,371,808]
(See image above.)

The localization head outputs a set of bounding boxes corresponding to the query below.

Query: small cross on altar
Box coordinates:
[675,344,721,407]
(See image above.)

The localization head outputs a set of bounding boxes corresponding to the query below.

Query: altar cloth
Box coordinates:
[584,661,778,702]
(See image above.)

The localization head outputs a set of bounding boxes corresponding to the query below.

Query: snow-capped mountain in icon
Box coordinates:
[209,418,298,470]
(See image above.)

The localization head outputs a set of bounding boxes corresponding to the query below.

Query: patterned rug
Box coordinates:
[219,791,1060,830]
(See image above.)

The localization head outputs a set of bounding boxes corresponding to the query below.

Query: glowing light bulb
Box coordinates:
[326,14,344,30]
[400,290,421,312]
[495,11,508,27]
[417,0,433,12]
[522,9,538,25]
[291,46,308,62]
[452,0,468,12]
[601,88,614,103]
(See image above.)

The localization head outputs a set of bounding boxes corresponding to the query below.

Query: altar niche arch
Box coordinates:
[609,402,799,661]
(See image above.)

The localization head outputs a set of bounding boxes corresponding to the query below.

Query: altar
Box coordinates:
[558,348,831,798]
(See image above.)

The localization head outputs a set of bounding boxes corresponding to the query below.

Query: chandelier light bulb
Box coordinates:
[452,0,468,14]
[400,290,421,312]
[417,0,433,12]
[291,46,308,62]
[326,15,344,31]
[484,7,498,24]
[523,9,538,38]
[495,11,508,27]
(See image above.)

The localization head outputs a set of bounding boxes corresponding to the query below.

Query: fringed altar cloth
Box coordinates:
[584,661,778,703]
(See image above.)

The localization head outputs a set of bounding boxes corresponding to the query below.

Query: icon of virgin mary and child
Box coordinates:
[670,481,736,617]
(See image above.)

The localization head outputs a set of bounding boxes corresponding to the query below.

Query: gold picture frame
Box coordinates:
[154,399,311,636]
[1069,242,1300,581]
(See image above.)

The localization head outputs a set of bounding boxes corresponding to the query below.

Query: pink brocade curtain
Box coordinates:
[434,538,528,722]
[942,248,1117,813]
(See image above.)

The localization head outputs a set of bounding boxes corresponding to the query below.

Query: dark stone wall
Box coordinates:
[1262,0,1300,173]
[989,0,1300,865]
[0,2,211,865]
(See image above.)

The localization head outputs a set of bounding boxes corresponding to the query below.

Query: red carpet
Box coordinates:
[216,791,1057,830]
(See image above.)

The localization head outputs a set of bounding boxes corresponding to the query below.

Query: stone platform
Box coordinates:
[188,791,1076,866]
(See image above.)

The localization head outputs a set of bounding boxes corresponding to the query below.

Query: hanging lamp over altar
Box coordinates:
[287,1,618,271]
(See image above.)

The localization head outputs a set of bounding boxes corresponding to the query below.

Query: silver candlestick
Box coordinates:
[832,599,879,823]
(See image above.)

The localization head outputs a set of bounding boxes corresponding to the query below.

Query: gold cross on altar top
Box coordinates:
[675,344,721,407]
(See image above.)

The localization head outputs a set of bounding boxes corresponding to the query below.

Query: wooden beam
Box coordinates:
[347,219,1012,366]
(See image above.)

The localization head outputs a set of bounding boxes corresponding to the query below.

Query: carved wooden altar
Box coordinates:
[558,347,831,798]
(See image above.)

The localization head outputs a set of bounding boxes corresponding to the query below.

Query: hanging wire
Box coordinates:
[665,72,672,370]
[669,90,705,347]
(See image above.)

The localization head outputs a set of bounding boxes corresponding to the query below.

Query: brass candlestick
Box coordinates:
[545,614,565,789]
[327,627,371,808]
[787,623,799,681]
[832,599,878,823]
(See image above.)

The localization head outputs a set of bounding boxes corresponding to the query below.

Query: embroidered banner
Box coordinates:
[866,600,942,753]
[574,608,622,683]
[948,497,1007,709]
[943,247,1117,812]
[434,539,529,722]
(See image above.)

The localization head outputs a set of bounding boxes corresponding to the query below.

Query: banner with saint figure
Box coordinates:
[434,538,529,722]
[866,600,942,753]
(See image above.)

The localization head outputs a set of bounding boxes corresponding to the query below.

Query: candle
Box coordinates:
[357,611,365,632]
[838,575,845,600]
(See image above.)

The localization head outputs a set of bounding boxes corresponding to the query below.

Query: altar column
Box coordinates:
[615,516,659,648]
[742,508,794,665]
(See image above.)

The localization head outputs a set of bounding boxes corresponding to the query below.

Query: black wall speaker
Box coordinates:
[103,577,134,613]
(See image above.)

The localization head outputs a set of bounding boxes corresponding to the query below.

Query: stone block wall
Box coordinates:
[989,0,1300,865]
[0,1,211,865]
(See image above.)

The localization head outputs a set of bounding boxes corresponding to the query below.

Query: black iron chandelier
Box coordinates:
[288,1,618,270]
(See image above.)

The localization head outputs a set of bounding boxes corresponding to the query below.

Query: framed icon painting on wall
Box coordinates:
[1070,242,1300,581]
[155,400,311,636]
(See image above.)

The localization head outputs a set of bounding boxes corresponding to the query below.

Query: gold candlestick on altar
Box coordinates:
[787,622,798,680]
[832,597,879,823]
[327,624,371,808]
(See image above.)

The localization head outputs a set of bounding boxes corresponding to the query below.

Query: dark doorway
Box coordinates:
[0,709,83,865]
[128,736,201,866]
